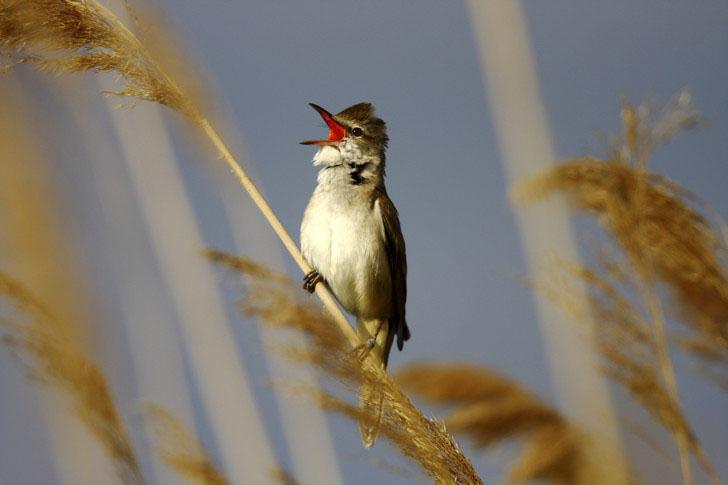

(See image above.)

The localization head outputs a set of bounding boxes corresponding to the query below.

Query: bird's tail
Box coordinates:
[357,317,394,448]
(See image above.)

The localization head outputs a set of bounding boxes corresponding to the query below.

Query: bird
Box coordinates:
[299,102,410,448]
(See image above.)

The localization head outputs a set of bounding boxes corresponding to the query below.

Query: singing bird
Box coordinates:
[300,102,410,447]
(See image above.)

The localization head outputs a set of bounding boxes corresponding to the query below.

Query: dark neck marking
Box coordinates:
[348,162,375,186]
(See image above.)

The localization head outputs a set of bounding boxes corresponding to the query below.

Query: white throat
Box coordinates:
[312,145,343,167]
[312,140,384,187]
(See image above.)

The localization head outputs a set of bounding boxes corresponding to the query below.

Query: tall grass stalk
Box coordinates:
[102,83,276,482]
[2,1,336,480]
[629,101,693,485]
[644,281,693,485]
[465,1,628,482]
[52,75,199,485]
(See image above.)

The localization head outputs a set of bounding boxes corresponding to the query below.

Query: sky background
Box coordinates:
[0,1,727,484]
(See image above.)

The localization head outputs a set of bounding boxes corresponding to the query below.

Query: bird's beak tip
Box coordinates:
[303,102,347,144]
[300,139,335,146]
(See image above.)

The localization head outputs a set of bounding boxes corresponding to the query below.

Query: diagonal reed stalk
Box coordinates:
[197,119,355,343]
[464,2,629,483]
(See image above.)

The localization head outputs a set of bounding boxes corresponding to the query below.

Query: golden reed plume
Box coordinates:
[0,0,197,116]
[0,0,356,348]
[396,363,592,485]
[514,93,728,375]
[143,404,230,485]
[206,249,483,484]
[515,93,722,485]
[0,0,199,117]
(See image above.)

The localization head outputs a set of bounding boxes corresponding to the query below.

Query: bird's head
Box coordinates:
[301,102,388,171]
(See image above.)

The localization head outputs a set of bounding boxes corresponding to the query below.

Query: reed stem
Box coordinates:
[632,159,692,485]
[642,279,692,485]
[198,118,358,346]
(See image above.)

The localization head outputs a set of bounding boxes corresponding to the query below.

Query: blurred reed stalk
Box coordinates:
[51,74,198,485]
[0,72,246,485]
[465,1,629,483]
[0,74,242,484]
[0,74,142,484]
[628,101,693,485]
[100,75,277,483]
[515,93,722,485]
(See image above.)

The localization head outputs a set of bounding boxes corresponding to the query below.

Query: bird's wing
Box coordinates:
[373,188,410,350]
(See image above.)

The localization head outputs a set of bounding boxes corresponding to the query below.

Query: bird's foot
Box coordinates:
[302,270,323,293]
[352,338,377,361]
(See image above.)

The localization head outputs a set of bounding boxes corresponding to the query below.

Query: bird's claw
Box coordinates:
[352,338,378,361]
[302,270,323,293]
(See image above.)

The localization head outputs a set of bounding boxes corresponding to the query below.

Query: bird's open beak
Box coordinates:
[300,103,347,146]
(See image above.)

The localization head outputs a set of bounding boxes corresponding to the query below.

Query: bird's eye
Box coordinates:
[351,127,363,137]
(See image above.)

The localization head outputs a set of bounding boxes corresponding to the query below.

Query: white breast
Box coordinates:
[301,179,392,319]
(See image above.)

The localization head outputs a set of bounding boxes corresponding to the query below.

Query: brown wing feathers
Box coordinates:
[375,189,410,351]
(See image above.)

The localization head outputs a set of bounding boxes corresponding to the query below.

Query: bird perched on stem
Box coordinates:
[300,102,410,447]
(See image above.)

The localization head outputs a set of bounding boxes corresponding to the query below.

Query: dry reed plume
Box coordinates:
[0,0,197,116]
[0,0,356,346]
[0,271,144,484]
[396,363,591,485]
[515,93,723,485]
[513,93,728,377]
[206,249,483,484]
[143,404,230,485]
